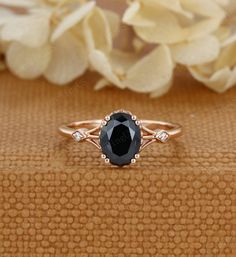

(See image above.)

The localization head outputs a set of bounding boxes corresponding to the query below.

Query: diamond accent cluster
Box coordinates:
[155,130,170,143]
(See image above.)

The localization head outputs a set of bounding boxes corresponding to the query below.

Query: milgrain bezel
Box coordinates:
[58,110,182,166]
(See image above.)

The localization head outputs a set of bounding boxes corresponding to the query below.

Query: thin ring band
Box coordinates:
[58,110,182,166]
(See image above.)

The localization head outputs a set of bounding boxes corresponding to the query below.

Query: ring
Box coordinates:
[59,110,182,167]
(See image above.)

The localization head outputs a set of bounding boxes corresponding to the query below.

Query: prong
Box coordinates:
[132,115,137,121]
[101,120,107,126]
[105,115,110,121]
[105,158,110,164]
[131,159,136,164]
[101,154,106,159]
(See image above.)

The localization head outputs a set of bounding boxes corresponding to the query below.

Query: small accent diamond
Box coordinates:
[72,131,83,142]
[105,158,110,164]
[155,130,169,143]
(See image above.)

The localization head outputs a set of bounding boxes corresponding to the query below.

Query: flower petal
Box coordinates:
[123,1,156,27]
[83,7,112,53]
[214,43,236,70]
[181,0,225,19]
[192,63,214,76]
[132,37,146,52]
[124,45,174,93]
[89,50,125,88]
[44,32,88,85]
[94,78,110,90]
[110,50,139,72]
[0,8,16,27]
[226,66,236,89]
[103,9,120,38]
[214,0,229,6]
[189,66,232,92]
[6,42,51,79]
[222,32,236,47]
[133,6,187,44]
[214,26,230,42]
[0,0,35,7]
[51,1,95,42]
[1,12,50,47]
[150,79,173,98]
[144,0,193,18]
[188,18,222,41]
[171,35,220,65]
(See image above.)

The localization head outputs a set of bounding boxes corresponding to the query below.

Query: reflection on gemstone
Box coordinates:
[100,112,141,166]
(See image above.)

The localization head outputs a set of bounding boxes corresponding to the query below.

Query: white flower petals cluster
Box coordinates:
[0,0,119,85]
[122,0,236,95]
[0,0,236,96]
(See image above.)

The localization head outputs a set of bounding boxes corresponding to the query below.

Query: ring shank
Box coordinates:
[58,120,102,137]
[141,120,182,138]
[59,119,182,139]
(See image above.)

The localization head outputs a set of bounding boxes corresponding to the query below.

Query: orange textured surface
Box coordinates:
[0,71,235,257]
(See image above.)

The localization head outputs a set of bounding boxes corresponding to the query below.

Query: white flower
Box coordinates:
[121,0,236,95]
[189,32,236,92]
[123,0,226,66]
[90,45,174,97]
[170,35,220,66]
[0,0,119,85]
[0,0,236,96]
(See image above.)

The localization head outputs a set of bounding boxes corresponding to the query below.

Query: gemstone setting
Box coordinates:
[100,111,141,166]
[72,131,83,142]
[155,130,169,143]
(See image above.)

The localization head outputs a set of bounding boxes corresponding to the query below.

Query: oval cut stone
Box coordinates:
[100,112,141,166]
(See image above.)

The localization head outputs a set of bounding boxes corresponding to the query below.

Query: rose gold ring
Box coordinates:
[59,110,182,167]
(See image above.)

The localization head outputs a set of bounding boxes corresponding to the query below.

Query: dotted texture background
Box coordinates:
[0,71,235,257]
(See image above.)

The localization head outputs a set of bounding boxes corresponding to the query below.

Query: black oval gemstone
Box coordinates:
[100,112,141,166]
